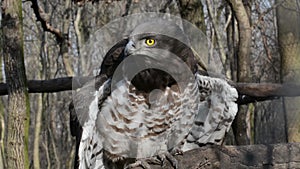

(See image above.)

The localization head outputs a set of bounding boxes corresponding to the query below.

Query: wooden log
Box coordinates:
[143,143,300,169]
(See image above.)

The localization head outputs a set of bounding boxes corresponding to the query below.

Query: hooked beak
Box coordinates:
[124,40,136,56]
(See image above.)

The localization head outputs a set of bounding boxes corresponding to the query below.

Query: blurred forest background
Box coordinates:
[0,0,299,168]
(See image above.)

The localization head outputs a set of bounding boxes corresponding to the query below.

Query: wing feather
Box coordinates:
[77,80,111,169]
[182,73,238,151]
[71,37,126,169]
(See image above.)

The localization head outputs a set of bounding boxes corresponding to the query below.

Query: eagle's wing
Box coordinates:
[182,73,238,151]
[70,79,99,169]
[76,79,111,169]
[70,39,128,168]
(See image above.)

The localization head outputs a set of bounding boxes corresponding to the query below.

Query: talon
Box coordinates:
[157,154,166,166]
[125,152,179,169]
[146,156,161,165]
[154,152,179,169]
[171,148,183,156]
[125,159,151,169]
[165,153,179,169]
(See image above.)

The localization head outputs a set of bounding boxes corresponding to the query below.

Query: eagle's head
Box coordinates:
[121,20,198,92]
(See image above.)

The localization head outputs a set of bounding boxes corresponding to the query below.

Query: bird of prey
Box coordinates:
[70,20,238,169]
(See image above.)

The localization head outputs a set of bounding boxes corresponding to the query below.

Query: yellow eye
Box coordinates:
[145,39,156,46]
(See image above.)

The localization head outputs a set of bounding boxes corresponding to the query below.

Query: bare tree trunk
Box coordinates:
[227,0,252,145]
[2,0,30,168]
[178,0,206,32]
[277,0,300,142]
[0,102,5,169]
[229,0,252,82]
[33,93,42,169]
[62,0,74,76]
[0,17,6,169]
[206,0,227,68]
[33,40,47,169]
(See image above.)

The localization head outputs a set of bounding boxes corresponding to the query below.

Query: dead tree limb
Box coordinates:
[0,76,300,104]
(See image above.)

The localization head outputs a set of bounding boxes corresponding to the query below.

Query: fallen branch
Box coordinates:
[0,76,300,104]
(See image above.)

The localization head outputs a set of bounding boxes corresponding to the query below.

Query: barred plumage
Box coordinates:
[70,20,238,169]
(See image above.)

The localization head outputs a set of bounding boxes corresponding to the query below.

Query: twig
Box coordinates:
[223,7,232,32]
[252,0,286,29]
[29,0,64,42]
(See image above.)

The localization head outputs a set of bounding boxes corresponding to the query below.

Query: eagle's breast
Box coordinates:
[96,78,200,159]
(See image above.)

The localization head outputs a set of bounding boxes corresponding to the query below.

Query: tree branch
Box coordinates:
[0,77,90,95]
[232,82,300,104]
[0,76,300,104]
[29,0,64,42]
[72,0,114,6]
[233,83,300,97]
